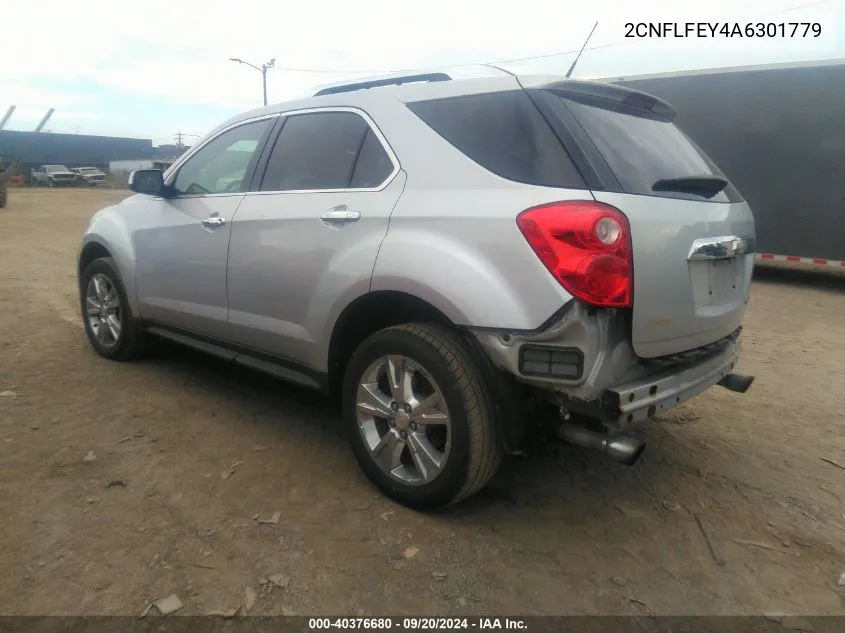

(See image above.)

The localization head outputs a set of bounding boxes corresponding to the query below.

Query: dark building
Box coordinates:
[0,130,153,179]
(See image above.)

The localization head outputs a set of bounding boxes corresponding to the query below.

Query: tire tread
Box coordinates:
[390,323,502,505]
[81,257,147,361]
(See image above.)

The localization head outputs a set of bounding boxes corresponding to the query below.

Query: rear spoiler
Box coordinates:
[532,79,677,121]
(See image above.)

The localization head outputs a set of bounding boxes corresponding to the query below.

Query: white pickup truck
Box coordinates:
[31,165,78,187]
[71,166,108,187]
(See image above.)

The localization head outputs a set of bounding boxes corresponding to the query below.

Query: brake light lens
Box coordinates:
[516,201,633,308]
[622,93,656,111]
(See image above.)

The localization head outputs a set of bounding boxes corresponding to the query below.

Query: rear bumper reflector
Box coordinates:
[519,345,583,380]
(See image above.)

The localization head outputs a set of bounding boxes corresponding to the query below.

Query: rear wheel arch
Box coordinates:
[326,289,526,450]
[327,291,457,397]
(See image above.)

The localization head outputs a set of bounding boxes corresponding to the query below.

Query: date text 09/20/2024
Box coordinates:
[308,618,527,630]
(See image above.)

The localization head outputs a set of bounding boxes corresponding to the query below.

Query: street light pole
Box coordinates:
[262,65,268,108]
[229,57,276,106]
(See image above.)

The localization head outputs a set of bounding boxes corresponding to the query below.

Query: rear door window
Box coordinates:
[260,111,394,191]
[350,128,394,188]
[407,91,586,189]
[559,95,743,202]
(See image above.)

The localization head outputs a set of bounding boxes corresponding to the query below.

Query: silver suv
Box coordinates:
[78,68,756,509]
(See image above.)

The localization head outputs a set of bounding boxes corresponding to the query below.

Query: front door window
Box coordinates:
[172,119,272,196]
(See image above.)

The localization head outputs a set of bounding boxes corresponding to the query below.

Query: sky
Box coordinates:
[1,0,842,144]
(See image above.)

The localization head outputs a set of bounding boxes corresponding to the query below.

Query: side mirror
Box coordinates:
[129,169,165,195]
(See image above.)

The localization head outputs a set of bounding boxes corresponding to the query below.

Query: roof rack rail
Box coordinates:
[313,72,452,97]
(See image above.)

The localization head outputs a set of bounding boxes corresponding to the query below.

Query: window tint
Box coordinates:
[407,91,585,189]
[561,96,743,202]
[172,119,271,195]
[350,129,393,188]
[261,112,378,191]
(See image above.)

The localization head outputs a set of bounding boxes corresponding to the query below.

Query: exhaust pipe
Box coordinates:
[718,372,754,394]
[557,424,646,465]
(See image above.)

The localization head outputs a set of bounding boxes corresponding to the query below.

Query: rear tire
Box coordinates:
[80,257,147,360]
[0,187,6,208]
[343,323,502,510]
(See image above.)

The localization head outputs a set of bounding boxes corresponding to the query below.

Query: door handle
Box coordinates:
[201,215,227,228]
[320,206,361,226]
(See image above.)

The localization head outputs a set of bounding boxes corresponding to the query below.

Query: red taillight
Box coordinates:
[516,201,633,308]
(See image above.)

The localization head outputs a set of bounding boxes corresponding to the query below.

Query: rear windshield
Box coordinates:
[407,91,586,189]
[559,94,743,203]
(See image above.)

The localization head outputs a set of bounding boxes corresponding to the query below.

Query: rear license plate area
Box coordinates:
[690,258,739,306]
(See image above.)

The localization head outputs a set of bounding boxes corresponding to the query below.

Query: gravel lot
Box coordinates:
[1,188,844,616]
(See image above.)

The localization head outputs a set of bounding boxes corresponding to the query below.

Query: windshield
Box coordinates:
[558,94,743,203]
[45,165,69,173]
[79,168,99,173]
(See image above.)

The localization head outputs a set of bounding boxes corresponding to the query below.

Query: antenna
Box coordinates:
[565,21,599,79]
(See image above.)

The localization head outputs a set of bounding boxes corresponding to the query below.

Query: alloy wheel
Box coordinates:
[355,355,452,486]
[85,273,122,348]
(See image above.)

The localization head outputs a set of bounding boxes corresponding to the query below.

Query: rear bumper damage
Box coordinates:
[470,301,753,434]
[608,335,749,427]
[554,338,751,464]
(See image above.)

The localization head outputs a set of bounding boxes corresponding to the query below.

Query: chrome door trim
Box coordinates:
[165,107,401,197]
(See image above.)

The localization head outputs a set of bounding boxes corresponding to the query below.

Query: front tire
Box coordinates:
[343,323,502,510]
[80,257,147,360]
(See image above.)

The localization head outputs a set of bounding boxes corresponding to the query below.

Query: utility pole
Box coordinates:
[229,57,276,106]
[175,132,185,149]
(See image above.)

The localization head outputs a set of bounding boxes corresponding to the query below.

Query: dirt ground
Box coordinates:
[1,188,844,617]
